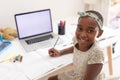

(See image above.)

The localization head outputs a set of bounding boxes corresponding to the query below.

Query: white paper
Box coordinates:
[36,49,73,68]
[0,62,29,80]
[16,51,55,79]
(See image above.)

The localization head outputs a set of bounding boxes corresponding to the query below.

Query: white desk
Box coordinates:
[0,37,73,80]
[0,17,120,80]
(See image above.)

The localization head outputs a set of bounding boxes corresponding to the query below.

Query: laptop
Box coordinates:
[15,9,62,52]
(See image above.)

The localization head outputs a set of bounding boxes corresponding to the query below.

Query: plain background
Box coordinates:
[0,0,109,28]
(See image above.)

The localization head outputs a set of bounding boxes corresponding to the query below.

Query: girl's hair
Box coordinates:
[78,10,104,30]
[85,10,104,26]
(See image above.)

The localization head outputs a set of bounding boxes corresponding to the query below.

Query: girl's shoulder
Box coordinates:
[87,42,104,64]
[91,41,103,52]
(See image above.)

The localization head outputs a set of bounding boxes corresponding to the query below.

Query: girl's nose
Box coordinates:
[80,31,87,39]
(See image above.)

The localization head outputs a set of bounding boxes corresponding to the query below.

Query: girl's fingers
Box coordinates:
[49,49,56,57]
[49,53,53,56]
[50,53,56,57]
[48,48,60,57]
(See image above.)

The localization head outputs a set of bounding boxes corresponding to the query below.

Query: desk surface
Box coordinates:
[0,36,74,80]
[0,16,120,80]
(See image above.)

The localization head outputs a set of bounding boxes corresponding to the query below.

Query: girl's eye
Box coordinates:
[77,27,82,31]
[87,29,95,33]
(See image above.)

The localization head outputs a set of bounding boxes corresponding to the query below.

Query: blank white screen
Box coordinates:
[15,10,52,39]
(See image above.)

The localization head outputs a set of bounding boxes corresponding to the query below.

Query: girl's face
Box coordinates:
[75,16,103,50]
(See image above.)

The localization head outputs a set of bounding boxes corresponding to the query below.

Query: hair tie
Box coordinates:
[78,12,103,30]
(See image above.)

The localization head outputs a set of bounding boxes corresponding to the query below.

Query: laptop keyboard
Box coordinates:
[22,35,65,52]
[25,34,53,44]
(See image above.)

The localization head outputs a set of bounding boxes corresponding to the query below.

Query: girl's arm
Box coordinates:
[83,63,103,80]
[60,46,74,55]
[49,46,74,57]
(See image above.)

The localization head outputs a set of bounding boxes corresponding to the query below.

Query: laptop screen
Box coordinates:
[15,9,53,39]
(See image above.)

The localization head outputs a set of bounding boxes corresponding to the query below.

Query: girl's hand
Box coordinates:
[48,48,61,57]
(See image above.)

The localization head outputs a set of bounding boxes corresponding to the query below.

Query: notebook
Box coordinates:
[14,9,62,52]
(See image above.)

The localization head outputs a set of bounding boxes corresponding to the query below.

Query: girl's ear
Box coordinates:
[97,30,103,38]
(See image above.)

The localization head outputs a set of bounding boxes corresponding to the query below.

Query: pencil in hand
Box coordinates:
[53,37,59,48]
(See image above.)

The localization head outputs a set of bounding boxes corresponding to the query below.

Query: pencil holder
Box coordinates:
[58,25,65,35]
[58,20,66,35]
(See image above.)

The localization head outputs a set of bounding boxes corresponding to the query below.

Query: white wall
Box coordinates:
[83,0,110,26]
[0,0,83,28]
